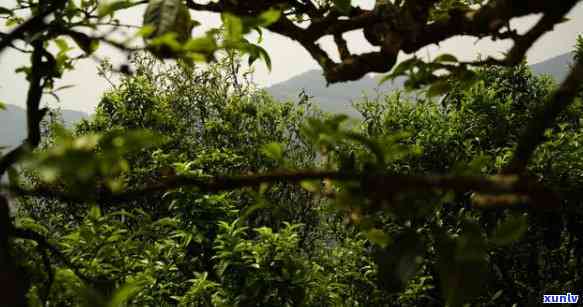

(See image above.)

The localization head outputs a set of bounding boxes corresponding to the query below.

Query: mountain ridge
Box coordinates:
[265,51,575,114]
[0,104,87,148]
[0,51,574,148]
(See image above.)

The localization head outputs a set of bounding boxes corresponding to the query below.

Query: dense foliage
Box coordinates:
[5,48,583,306]
[2,1,583,306]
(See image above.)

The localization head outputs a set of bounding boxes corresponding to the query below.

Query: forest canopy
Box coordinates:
[1,1,583,306]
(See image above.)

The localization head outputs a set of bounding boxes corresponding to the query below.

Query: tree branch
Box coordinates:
[187,0,580,83]
[0,0,66,55]
[5,170,558,209]
[503,56,583,174]
[0,41,48,177]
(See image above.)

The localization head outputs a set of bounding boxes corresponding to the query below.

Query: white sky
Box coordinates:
[1,1,582,114]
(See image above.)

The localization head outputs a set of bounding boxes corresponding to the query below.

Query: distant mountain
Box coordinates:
[1,52,574,149]
[265,52,575,115]
[0,104,87,148]
[265,70,406,116]
[530,52,574,83]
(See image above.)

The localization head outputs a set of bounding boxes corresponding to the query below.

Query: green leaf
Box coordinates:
[366,228,392,248]
[0,100,5,110]
[54,38,71,53]
[300,180,321,193]
[88,205,102,219]
[261,142,284,161]
[222,13,244,43]
[438,220,489,307]
[108,280,146,307]
[426,79,451,97]
[7,166,19,187]
[240,199,269,221]
[257,9,281,26]
[490,214,528,246]
[143,0,193,58]
[136,25,156,38]
[0,7,14,16]
[333,0,352,14]
[16,217,49,235]
[245,43,272,71]
[69,32,100,55]
[380,57,420,84]
[98,0,136,17]
[374,231,424,293]
[184,35,218,55]
[434,53,458,63]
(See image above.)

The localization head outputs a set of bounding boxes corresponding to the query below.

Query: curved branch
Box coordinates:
[6,170,558,209]
[503,56,583,174]
[187,0,580,83]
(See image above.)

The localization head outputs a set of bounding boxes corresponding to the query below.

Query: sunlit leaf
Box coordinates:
[300,180,321,193]
[98,0,137,17]
[88,205,102,220]
[257,9,281,26]
[261,142,284,161]
[222,13,243,43]
[108,279,146,307]
[16,217,49,235]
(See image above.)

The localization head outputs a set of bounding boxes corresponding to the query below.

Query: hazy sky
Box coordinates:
[1,1,582,114]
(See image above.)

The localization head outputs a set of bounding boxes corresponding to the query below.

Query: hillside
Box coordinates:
[0,52,574,148]
[265,52,575,115]
[265,70,406,116]
[530,52,574,83]
[0,104,87,148]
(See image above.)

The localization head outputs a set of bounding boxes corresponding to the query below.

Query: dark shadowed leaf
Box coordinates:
[490,214,528,246]
[0,6,13,16]
[426,79,451,97]
[434,54,458,63]
[437,220,488,307]
[333,0,352,14]
[374,230,424,293]
[143,0,193,58]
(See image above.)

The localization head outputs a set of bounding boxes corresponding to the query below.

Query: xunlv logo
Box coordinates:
[543,293,579,304]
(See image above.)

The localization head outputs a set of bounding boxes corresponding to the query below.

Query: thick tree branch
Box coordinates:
[5,171,558,209]
[0,41,48,177]
[187,0,580,83]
